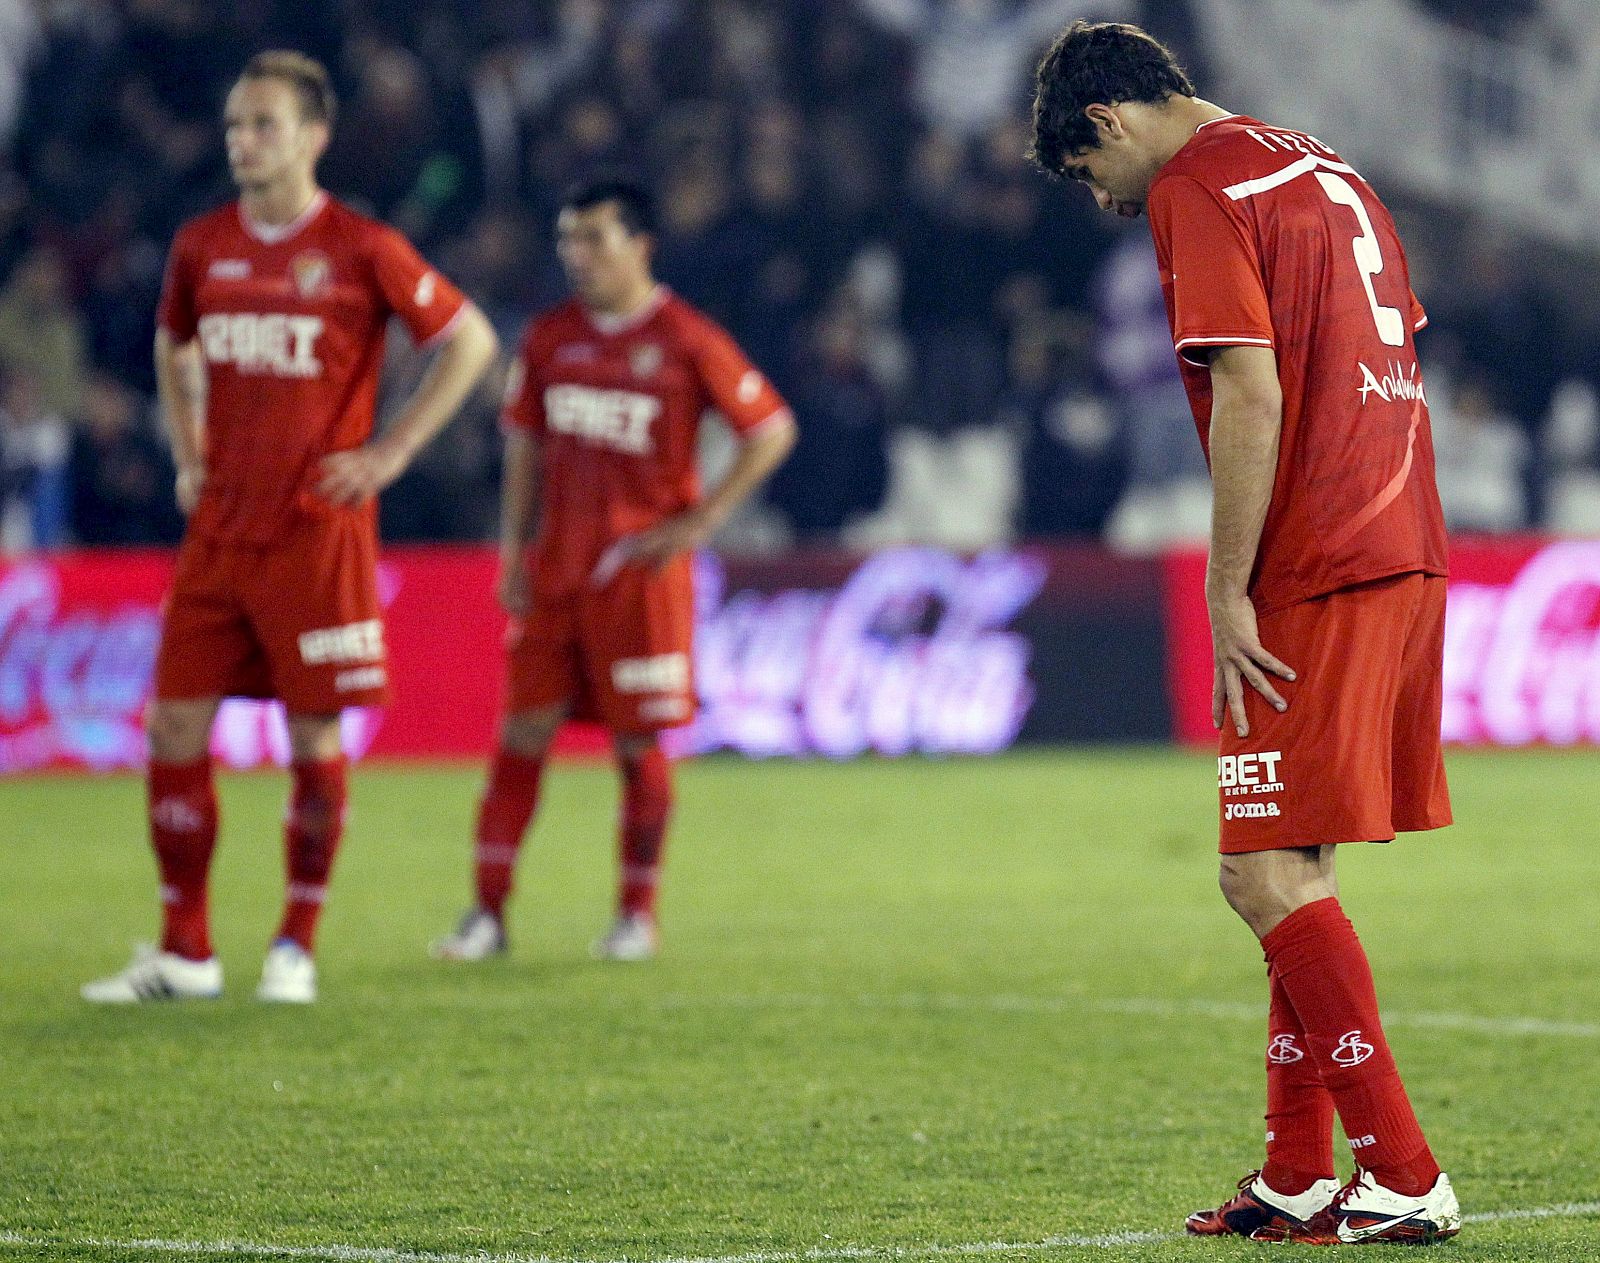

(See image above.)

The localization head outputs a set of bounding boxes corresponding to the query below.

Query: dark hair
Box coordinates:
[560,175,657,236]
[1028,21,1194,175]
[239,50,337,127]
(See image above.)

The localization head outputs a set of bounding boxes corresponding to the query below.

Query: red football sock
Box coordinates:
[473,748,546,917]
[617,745,672,919]
[149,757,219,961]
[1261,961,1337,1195]
[275,757,348,952]
[1261,898,1441,1195]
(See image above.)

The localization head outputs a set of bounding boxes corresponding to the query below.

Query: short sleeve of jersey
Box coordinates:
[689,317,789,435]
[368,225,467,347]
[1410,290,1428,332]
[499,327,545,436]
[1150,175,1275,365]
[157,226,200,343]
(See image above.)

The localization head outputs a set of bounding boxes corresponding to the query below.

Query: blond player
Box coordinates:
[83,52,498,1004]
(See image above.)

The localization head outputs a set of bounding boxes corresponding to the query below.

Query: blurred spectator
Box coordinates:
[770,305,891,538]
[67,372,181,545]
[1005,327,1124,537]
[0,245,88,417]
[0,0,41,149]
[1542,376,1600,534]
[1431,369,1530,532]
[0,365,72,553]
[321,40,483,246]
[854,0,1132,138]
[1093,233,1209,552]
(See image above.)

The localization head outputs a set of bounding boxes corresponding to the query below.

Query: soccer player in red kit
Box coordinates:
[1031,23,1460,1245]
[431,177,795,964]
[81,51,498,1004]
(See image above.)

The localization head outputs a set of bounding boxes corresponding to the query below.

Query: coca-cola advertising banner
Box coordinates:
[0,544,1170,774]
[1161,538,1600,746]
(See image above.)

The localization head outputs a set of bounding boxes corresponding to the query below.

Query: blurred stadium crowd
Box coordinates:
[2,0,1598,555]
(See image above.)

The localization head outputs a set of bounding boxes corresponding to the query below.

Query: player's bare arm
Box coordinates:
[316,303,499,507]
[496,427,541,616]
[1205,344,1295,737]
[620,410,798,570]
[153,328,208,515]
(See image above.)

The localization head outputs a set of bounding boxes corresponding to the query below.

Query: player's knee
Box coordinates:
[146,702,211,763]
[501,710,561,757]
[1217,857,1269,926]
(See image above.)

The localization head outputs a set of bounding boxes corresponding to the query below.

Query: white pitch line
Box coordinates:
[640,991,1600,1040]
[3,1202,1598,1263]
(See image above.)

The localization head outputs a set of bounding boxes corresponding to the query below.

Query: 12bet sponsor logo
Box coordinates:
[544,384,661,455]
[198,312,324,378]
[1220,750,1284,822]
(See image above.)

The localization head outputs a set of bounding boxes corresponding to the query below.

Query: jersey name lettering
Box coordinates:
[198,313,325,378]
[545,384,661,455]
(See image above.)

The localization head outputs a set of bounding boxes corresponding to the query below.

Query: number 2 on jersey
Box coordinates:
[1314,171,1406,348]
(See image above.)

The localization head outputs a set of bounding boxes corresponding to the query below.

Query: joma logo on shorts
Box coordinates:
[1224,802,1281,820]
[1217,750,1284,790]
[545,384,661,455]
[612,653,688,695]
[298,619,384,666]
[198,313,324,378]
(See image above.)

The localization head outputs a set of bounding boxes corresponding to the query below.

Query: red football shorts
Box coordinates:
[1217,571,1451,854]
[507,553,695,734]
[154,516,388,713]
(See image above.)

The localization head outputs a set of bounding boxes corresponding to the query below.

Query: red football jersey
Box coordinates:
[1147,115,1449,614]
[502,288,791,594]
[157,192,467,544]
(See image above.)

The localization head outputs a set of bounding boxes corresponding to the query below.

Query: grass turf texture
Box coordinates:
[1,749,1597,1262]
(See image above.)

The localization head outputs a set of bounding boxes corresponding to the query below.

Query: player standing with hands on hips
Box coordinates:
[82,51,498,1005]
[432,177,795,964]
[1030,23,1459,1245]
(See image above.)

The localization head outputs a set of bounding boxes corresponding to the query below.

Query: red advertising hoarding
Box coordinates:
[0,544,1101,772]
[1161,538,1600,746]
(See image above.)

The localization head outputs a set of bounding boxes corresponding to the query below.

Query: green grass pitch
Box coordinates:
[2,749,1597,1262]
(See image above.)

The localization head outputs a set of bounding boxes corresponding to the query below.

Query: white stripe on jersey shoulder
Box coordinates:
[1223,155,1363,201]
[1192,113,1238,133]
[1174,335,1275,351]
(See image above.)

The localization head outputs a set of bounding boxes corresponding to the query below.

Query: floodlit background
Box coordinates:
[3,0,1598,557]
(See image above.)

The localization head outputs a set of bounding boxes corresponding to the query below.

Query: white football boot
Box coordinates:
[81,944,222,1003]
[1292,1168,1461,1245]
[256,940,317,1004]
[429,908,507,961]
[1186,1170,1341,1239]
[590,913,659,962]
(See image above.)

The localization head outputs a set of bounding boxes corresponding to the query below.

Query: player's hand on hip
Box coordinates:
[596,509,714,582]
[1206,588,1296,738]
[497,561,531,617]
[315,441,409,507]
[174,465,205,515]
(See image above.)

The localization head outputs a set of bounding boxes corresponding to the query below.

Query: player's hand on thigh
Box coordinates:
[497,562,530,617]
[315,441,409,507]
[175,465,206,515]
[1207,590,1295,738]
[599,509,714,580]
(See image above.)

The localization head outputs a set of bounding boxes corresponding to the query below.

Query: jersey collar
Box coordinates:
[584,285,670,336]
[239,190,329,245]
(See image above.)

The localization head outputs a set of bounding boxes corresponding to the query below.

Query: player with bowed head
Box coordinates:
[83,51,498,1005]
[1030,22,1459,1245]
[431,177,796,964]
